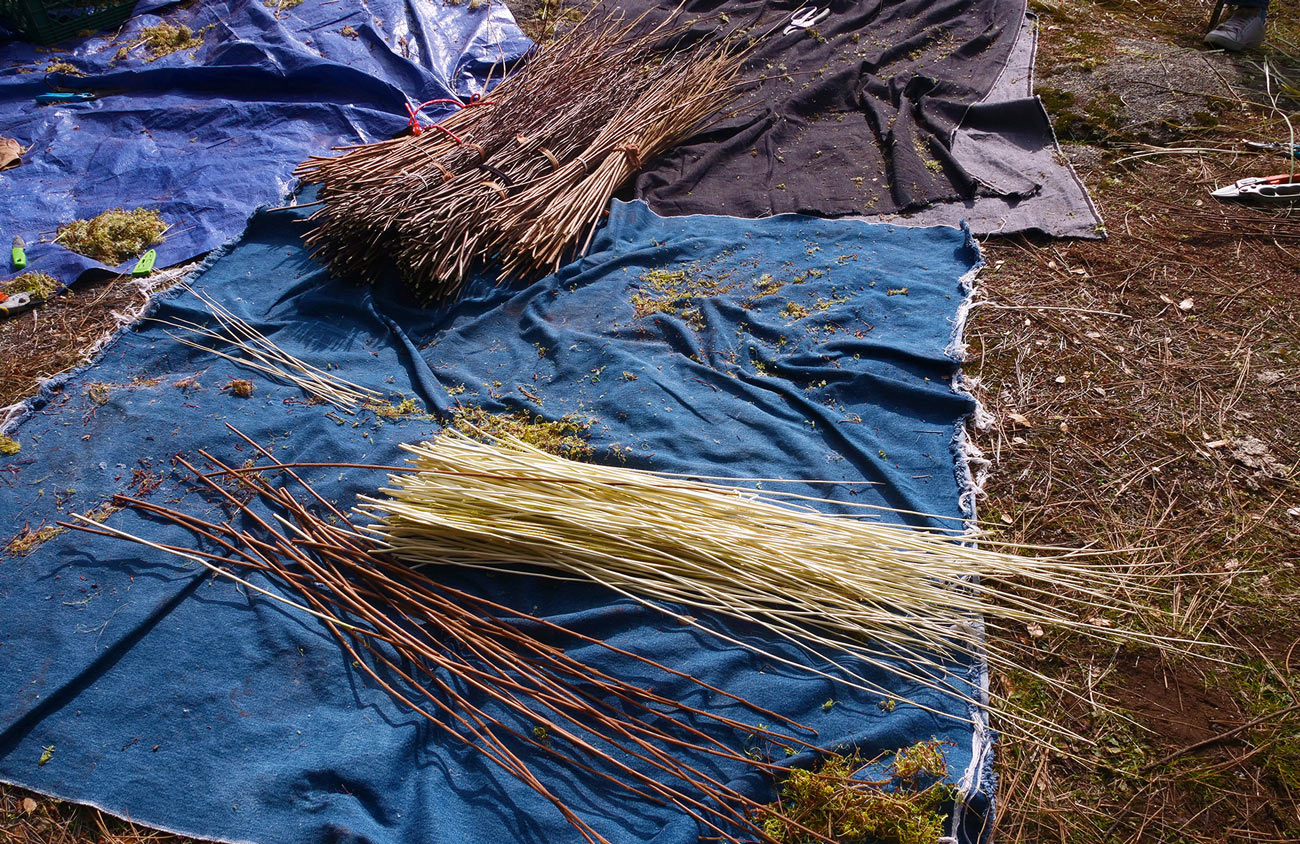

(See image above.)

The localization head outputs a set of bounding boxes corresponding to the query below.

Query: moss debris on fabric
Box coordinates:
[367,397,425,419]
[7,524,66,556]
[223,379,255,398]
[45,60,82,75]
[759,741,956,844]
[450,406,593,460]
[56,208,166,265]
[631,266,741,330]
[0,435,20,456]
[137,23,213,61]
[4,272,59,301]
[264,0,305,15]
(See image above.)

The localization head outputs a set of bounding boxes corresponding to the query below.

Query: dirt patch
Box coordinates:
[1038,37,1248,143]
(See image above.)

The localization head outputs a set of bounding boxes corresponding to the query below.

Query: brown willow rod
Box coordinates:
[66,434,836,844]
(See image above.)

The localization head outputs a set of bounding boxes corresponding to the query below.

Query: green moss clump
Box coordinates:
[139,23,210,60]
[88,382,112,405]
[0,435,20,455]
[451,406,592,460]
[46,60,83,75]
[759,742,955,844]
[369,397,425,419]
[56,207,166,265]
[4,272,59,301]
[892,740,948,781]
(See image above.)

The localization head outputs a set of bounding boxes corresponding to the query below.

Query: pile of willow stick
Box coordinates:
[359,432,1203,739]
[295,12,746,302]
[68,426,829,844]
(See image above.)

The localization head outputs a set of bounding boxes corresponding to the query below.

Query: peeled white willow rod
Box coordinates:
[149,287,382,411]
[353,431,1216,741]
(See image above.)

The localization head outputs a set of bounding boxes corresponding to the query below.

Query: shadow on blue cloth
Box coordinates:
[0,199,991,844]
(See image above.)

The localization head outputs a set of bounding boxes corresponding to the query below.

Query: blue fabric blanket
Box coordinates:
[0,200,990,844]
[0,0,528,288]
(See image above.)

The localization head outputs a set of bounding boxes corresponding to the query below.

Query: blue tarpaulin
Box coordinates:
[0,199,990,843]
[0,0,529,288]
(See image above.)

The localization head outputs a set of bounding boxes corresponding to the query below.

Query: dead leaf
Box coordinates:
[21,796,37,813]
[0,137,20,171]
[1179,298,1194,311]
[1007,411,1030,427]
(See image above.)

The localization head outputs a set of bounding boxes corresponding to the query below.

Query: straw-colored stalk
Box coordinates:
[154,285,381,412]
[359,431,1208,739]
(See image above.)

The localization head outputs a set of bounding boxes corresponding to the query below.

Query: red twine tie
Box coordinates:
[405,92,494,137]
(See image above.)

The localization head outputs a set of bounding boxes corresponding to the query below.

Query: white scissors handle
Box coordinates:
[783,5,830,35]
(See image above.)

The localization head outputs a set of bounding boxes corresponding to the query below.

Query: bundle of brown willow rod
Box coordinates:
[295,11,746,301]
[67,425,834,844]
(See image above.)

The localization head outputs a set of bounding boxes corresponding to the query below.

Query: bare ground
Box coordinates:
[977,0,1300,841]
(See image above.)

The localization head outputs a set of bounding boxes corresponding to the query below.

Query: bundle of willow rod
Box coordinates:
[360,432,1198,736]
[295,11,746,301]
[67,426,832,844]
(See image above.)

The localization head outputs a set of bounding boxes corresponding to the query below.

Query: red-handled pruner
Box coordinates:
[1212,173,1300,205]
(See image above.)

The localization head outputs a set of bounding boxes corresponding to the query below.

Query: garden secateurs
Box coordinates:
[1211,173,1300,206]
[0,289,36,319]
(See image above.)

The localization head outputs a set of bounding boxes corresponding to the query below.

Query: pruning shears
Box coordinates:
[1211,173,1300,205]
[783,5,829,35]
[0,290,36,319]
[35,92,98,105]
[1244,140,1300,158]
[132,249,156,277]
[34,88,125,106]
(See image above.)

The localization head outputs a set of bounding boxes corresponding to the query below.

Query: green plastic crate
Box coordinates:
[0,0,136,45]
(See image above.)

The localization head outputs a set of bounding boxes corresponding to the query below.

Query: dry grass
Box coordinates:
[2,276,148,409]
[976,1,1300,841]
[0,783,197,843]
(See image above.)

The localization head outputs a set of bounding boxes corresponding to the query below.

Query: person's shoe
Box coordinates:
[1205,8,1267,51]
